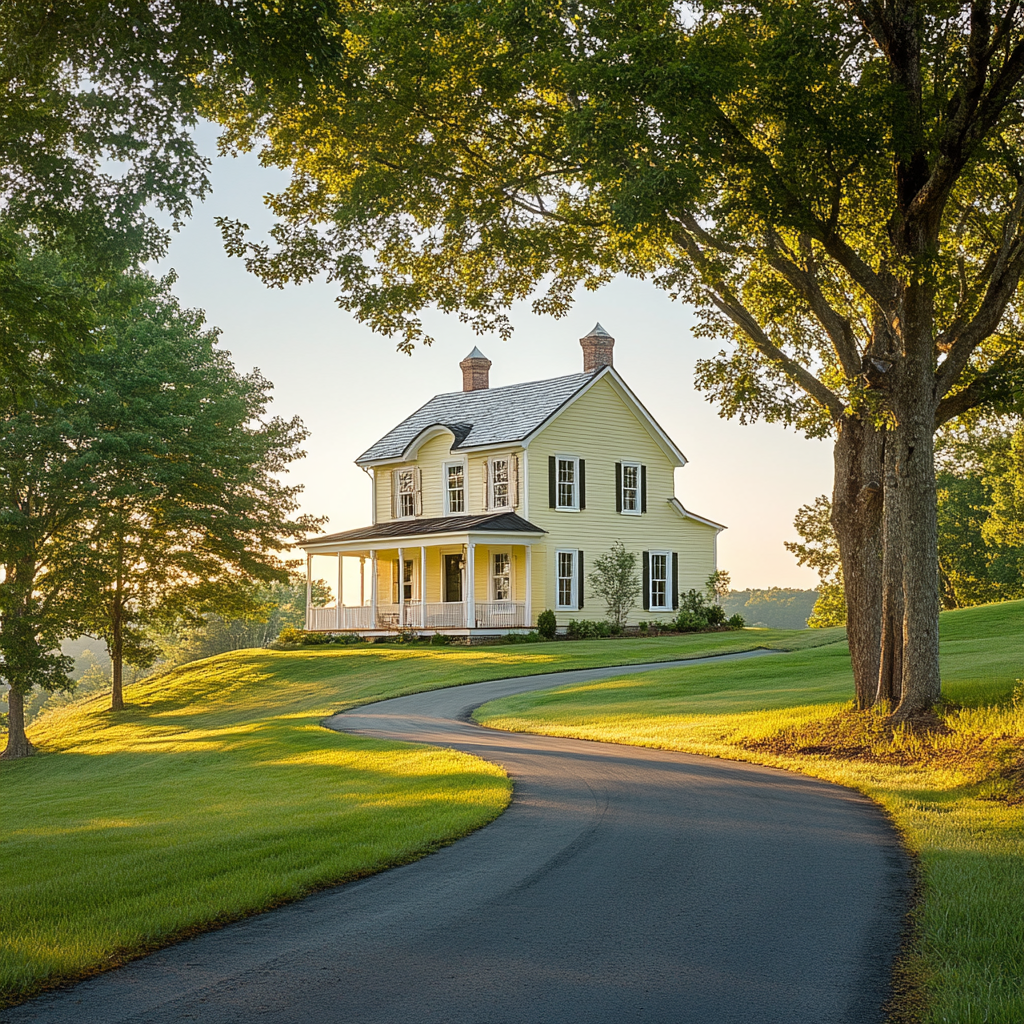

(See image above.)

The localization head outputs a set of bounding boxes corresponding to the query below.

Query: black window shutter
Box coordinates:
[548,456,556,507]
[579,459,586,509]
[672,553,679,610]
[577,550,584,609]
[642,551,650,611]
[615,462,622,513]
[641,465,647,513]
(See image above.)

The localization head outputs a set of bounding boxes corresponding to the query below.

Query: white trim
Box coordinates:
[525,544,532,626]
[620,459,642,516]
[522,449,530,519]
[555,548,578,610]
[443,459,467,515]
[554,453,580,511]
[668,497,727,532]
[466,542,476,628]
[648,549,671,610]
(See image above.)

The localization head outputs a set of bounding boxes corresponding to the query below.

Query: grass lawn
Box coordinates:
[1,627,818,1007]
[475,601,1024,1024]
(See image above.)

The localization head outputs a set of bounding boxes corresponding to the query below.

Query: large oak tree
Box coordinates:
[208,0,1024,718]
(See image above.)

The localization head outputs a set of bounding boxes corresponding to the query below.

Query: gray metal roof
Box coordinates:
[303,512,545,548]
[356,371,596,465]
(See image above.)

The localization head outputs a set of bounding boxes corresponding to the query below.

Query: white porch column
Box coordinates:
[397,546,404,627]
[336,553,343,630]
[525,544,532,627]
[370,550,378,628]
[466,542,476,628]
[359,557,365,606]
[420,546,427,630]
[305,554,312,629]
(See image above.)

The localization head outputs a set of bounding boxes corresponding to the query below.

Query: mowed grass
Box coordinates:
[1,628,814,1006]
[475,601,1024,1024]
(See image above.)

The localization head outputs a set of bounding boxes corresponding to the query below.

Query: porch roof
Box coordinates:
[302,511,545,551]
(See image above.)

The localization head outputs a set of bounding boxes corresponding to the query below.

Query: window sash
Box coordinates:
[491,458,510,509]
[446,464,465,514]
[492,552,511,600]
[650,553,668,608]
[557,550,576,608]
[397,469,416,518]
[557,458,577,509]
[622,463,639,512]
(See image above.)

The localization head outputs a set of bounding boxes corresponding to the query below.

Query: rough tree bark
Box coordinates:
[831,414,885,709]
[1,686,35,759]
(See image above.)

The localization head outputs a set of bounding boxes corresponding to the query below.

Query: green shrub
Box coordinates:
[500,631,543,644]
[277,627,333,646]
[672,590,728,632]
[728,613,746,628]
[430,632,452,646]
[537,609,557,639]
[638,621,648,633]
[567,619,612,639]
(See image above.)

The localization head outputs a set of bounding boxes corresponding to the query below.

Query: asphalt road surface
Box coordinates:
[5,650,912,1024]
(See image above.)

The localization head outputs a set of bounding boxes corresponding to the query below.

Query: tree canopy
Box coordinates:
[206,0,1024,717]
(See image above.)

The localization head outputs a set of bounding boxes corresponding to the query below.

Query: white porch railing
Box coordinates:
[475,601,528,628]
[307,600,531,631]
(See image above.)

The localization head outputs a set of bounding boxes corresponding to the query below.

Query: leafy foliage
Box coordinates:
[674,591,729,633]
[537,609,557,640]
[587,542,641,628]
[786,497,847,628]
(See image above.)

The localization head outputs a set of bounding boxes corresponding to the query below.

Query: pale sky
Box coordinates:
[153,124,832,592]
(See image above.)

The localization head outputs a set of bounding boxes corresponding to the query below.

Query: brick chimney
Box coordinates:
[580,323,614,372]
[460,346,491,391]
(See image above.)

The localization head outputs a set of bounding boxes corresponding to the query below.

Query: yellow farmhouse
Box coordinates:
[302,325,724,637]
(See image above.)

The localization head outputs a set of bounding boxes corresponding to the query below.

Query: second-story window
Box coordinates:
[446,463,465,514]
[622,462,640,513]
[392,467,421,518]
[557,457,577,509]
[490,457,510,509]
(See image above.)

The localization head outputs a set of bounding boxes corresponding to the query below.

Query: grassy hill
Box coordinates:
[1,627,814,1007]
[476,600,1024,1024]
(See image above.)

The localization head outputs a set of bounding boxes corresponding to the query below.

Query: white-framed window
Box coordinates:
[557,456,578,510]
[489,456,511,509]
[444,461,466,515]
[556,549,577,609]
[391,467,421,519]
[621,461,641,514]
[394,558,417,602]
[649,551,669,609]
[492,552,511,601]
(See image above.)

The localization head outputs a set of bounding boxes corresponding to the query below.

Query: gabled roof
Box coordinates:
[356,371,596,464]
[302,512,545,549]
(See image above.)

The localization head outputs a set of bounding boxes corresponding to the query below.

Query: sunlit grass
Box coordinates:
[475,601,1024,1024]
[2,627,821,1006]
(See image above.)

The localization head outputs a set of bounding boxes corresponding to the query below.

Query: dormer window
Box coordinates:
[445,462,465,514]
[391,467,421,518]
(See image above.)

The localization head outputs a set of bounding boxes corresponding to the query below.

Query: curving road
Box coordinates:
[5,650,911,1024]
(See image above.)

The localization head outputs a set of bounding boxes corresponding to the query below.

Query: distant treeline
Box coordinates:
[722,589,820,630]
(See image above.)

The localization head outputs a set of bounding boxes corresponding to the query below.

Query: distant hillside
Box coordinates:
[723,589,819,630]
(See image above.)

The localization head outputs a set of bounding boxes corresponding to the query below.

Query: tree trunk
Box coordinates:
[1,687,35,759]
[110,592,124,711]
[876,438,904,706]
[891,356,942,721]
[831,414,885,709]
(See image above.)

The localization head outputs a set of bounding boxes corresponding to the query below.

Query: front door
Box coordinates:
[444,554,463,602]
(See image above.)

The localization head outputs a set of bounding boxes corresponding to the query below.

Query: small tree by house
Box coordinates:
[705,570,731,605]
[588,542,640,630]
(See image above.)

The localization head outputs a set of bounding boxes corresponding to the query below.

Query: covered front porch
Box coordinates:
[301,513,545,636]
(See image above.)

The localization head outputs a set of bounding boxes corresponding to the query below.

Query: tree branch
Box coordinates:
[935,346,1024,426]
[670,224,846,421]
